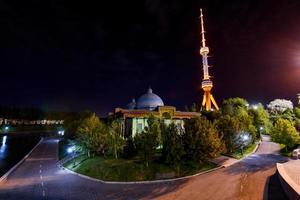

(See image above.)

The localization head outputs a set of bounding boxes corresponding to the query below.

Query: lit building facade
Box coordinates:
[110,88,200,138]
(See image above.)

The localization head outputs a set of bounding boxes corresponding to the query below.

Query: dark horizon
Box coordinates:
[1,0,300,116]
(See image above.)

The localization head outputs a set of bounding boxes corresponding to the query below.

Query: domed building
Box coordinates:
[110,88,200,138]
[136,88,164,110]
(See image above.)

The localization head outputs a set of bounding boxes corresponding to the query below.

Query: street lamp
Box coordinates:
[67,146,76,168]
[58,130,65,136]
[241,134,249,155]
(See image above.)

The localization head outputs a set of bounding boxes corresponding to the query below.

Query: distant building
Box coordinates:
[110,88,200,138]
[298,93,300,105]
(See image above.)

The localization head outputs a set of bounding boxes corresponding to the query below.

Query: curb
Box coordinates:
[276,163,300,199]
[60,164,224,185]
[222,141,261,168]
[0,137,44,182]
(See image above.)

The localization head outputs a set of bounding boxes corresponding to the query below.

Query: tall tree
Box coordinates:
[215,115,241,153]
[183,117,224,163]
[134,115,160,167]
[270,119,300,151]
[248,104,272,135]
[108,119,125,159]
[77,114,108,157]
[161,123,185,168]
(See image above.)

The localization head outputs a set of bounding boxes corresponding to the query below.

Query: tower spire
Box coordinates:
[200,8,206,48]
[199,8,219,111]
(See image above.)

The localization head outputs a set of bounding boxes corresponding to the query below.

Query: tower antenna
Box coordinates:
[200,8,206,48]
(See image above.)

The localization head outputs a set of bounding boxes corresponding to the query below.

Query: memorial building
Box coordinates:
[109,88,200,138]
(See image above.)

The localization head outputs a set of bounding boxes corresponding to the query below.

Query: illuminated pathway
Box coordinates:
[0,136,289,200]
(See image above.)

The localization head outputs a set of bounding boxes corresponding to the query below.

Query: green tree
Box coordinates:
[248,104,272,135]
[222,98,248,116]
[108,119,125,159]
[134,116,160,167]
[63,111,92,139]
[215,115,241,153]
[184,103,199,112]
[77,114,108,157]
[183,117,223,163]
[161,123,185,168]
[270,119,300,151]
[294,107,300,119]
[222,98,257,143]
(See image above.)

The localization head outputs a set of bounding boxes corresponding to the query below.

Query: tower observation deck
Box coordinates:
[199,9,219,111]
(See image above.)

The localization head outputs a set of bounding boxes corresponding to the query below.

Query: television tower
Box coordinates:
[199,8,219,111]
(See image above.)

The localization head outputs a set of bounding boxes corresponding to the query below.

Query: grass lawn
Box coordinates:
[63,155,216,181]
[224,142,259,159]
[279,144,293,157]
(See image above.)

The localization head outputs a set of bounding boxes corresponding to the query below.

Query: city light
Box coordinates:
[4,126,9,131]
[252,105,258,110]
[58,130,65,136]
[242,134,249,141]
[2,136,7,146]
[67,146,75,154]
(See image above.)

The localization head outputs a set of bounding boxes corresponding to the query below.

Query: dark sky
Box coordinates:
[1,0,300,116]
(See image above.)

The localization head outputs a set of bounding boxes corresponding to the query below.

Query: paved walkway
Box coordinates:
[0,136,289,200]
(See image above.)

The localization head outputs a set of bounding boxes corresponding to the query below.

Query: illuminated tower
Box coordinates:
[199,8,219,111]
[297,93,300,105]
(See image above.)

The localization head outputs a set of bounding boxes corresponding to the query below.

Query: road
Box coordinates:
[0,135,289,200]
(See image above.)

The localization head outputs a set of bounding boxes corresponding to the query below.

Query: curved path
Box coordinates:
[0,135,289,200]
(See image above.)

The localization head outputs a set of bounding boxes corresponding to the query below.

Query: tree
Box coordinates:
[270,119,300,151]
[267,99,294,114]
[161,123,185,168]
[77,114,108,157]
[183,117,224,163]
[184,103,199,112]
[134,116,160,167]
[248,104,272,135]
[63,111,93,139]
[215,115,241,153]
[267,99,294,122]
[108,119,125,159]
[221,98,257,143]
[222,98,248,116]
[294,107,300,119]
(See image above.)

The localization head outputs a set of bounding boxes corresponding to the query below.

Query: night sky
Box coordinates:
[1,0,300,116]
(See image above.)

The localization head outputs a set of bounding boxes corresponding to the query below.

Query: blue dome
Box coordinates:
[137,88,164,110]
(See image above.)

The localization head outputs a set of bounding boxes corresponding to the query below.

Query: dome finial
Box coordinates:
[148,87,152,93]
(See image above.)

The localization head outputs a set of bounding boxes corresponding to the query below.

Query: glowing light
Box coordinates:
[2,136,7,146]
[259,126,264,131]
[252,105,258,110]
[67,146,75,154]
[242,135,249,141]
[58,130,65,136]
[4,126,9,131]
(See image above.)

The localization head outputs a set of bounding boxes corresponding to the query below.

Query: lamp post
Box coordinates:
[67,146,76,168]
[241,134,249,155]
